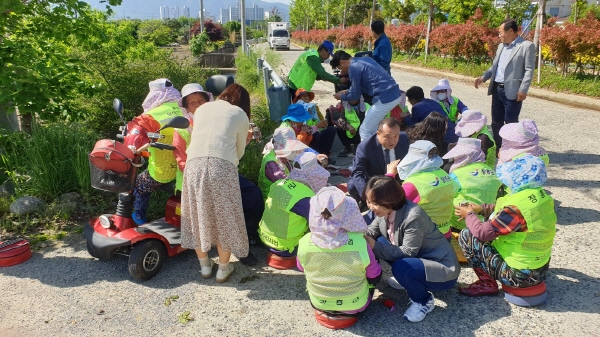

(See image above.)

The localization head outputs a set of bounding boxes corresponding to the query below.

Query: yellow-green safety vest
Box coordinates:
[288,50,319,91]
[438,96,460,122]
[472,125,497,169]
[174,127,191,194]
[344,103,370,139]
[145,102,184,183]
[258,150,290,201]
[491,187,556,270]
[449,162,502,230]
[404,169,455,234]
[297,232,372,312]
[258,179,315,252]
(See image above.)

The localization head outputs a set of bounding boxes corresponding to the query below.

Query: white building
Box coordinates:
[182,6,190,18]
[159,6,169,20]
[221,8,230,24]
[264,11,270,20]
[170,6,179,19]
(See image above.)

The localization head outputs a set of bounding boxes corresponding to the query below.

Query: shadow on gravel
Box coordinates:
[554,205,600,226]
[547,151,600,167]
[541,268,600,314]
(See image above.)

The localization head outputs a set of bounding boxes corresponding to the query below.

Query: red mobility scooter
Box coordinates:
[84,99,190,281]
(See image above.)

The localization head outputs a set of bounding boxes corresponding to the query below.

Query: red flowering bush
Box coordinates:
[387,23,426,53]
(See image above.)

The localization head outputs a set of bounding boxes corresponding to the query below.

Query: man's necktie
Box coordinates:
[384,148,391,165]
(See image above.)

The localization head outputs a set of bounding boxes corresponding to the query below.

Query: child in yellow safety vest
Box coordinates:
[394,140,458,241]
[258,152,330,269]
[297,187,381,328]
[454,155,556,297]
[442,138,502,231]
[454,110,497,169]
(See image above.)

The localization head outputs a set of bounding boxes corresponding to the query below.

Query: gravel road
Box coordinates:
[1,44,599,337]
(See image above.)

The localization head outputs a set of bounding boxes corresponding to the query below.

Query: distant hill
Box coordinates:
[84,0,289,22]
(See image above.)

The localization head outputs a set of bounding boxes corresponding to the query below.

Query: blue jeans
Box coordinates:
[377,237,458,305]
[491,83,522,149]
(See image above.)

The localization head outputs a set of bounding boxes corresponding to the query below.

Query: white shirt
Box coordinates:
[494,39,518,83]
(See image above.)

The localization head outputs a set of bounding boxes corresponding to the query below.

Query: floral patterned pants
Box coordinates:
[459,228,549,288]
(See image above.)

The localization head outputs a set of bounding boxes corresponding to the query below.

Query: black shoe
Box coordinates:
[338,145,352,157]
[239,252,258,266]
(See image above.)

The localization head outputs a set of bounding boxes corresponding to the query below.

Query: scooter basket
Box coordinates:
[89,154,138,192]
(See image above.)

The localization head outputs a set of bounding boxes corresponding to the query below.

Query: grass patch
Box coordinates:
[236,47,281,184]
[0,121,100,201]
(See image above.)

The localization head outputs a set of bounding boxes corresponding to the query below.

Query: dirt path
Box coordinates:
[0,44,599,337]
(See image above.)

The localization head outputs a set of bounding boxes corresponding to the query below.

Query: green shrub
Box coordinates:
[189,32,211,56]
[0,121,100,200]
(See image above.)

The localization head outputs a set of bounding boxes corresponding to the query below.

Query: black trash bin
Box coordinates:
[205,75,235,97]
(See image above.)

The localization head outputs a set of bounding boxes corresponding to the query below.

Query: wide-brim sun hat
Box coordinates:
[271,126,308,157]
[455,110,488,137]
[499,120,539,143]
[430,78,454,104]
[308,186,367,249]
[443,138,482,160]
[178,83,214,109]
[496,154,547,193]
[293,88,315,103]
[398,140,438,168]
[396,140,443,180]
[281,103,313,123]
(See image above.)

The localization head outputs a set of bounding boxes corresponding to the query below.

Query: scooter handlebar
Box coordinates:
[150,142,176,151]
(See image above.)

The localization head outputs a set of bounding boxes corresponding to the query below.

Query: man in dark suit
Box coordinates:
[474,18,536,149]
[348,118,409,206]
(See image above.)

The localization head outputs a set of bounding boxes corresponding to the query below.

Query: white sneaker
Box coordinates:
[200,259,214,279]
[403,293,435,322]
[387,277,405,290]
[216,263,235,283]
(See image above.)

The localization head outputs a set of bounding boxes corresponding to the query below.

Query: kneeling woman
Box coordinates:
[297,187,381,329]
[455,155,556,296]
[364,176,460,322]
[258,152,330,269]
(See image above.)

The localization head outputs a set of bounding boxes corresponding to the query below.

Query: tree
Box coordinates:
[224,21,242,33]
[138,20,173,46]
[379,0,417,23]
[0,0,122,128]
[191,20,223,41]
[441,0,495,24]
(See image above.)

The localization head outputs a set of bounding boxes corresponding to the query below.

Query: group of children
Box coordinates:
[254,79,555,328]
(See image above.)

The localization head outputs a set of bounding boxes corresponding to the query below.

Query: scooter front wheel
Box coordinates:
[128,239,166,281]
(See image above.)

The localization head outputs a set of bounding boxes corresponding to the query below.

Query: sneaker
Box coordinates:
[200,259,214,279]
[238,252,258,266]
[131,211,147,226]
[403,293,435,322]
[387,277,405,290]
[216,263,235,283]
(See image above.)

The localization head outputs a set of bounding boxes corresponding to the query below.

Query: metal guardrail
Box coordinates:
[257,57,290,121]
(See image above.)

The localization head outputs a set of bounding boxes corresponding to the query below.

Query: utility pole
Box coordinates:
[533,0,546,51]
[424,1,433,62]
[199,0,204,33]
[241,0,246,53]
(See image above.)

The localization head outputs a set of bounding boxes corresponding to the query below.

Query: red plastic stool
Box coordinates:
[266,251,297,270]
[502,282,548,307]
[314,310,358,329]
[0,239,32,267]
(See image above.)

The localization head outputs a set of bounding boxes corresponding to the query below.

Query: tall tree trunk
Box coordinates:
[326,9,329,30]
[425,1,433,62]
[343,0,348,29]
[370,0,376,24]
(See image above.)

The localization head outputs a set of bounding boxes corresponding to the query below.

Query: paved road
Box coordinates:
[1,45,599,337]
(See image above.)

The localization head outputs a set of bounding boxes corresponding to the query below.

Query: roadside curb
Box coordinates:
[390,62,600,112]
